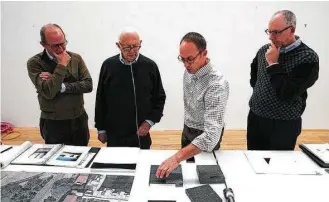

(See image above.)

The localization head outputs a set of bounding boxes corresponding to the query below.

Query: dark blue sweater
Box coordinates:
[249,42,319,120]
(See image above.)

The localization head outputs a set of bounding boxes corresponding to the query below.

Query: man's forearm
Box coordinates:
[63,78,93,94]
[37,68,66,99]
[174,144,202,163]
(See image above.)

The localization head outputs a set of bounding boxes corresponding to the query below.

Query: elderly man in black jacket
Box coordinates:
[95,28,166,149]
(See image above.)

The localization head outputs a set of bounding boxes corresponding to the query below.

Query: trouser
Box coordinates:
[39,112,90,146]
[247,110,302,150]
[107,133,152,149]
[181,124,224,151]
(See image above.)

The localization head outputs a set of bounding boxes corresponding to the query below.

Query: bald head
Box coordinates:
[271,10,296,29]
[40,24,65,44]
[269,14,288,32]
[40,23,67,55]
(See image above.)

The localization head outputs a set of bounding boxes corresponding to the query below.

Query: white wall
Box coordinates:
[1,1,329,129]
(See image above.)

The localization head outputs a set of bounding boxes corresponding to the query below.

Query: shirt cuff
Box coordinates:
[60,83,66,93]
[267,62,279,68]
[145,120,154,127]
[98,130,106,134]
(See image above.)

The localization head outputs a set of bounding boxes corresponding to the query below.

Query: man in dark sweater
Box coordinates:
[27,24,93,146]
[95,28,166,149]
[248,10,319,150]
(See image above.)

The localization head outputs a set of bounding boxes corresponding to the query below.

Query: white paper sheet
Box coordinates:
[0,141,33,168]
[244,151,322,175]
[0,145,12,153]
[92,147,140,164]
[11,144,63,165]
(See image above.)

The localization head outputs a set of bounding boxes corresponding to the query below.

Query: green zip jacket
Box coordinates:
[27,50,92,120]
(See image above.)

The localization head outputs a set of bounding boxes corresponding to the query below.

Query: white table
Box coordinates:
[130,150,226,202]
[3,148,329,202]
[215,150,329,202]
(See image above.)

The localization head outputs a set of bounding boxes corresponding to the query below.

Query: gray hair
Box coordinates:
[273,10,297,28]
[118,27,140,42]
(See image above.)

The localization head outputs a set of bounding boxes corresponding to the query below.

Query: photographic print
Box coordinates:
[56,152,82,162]
[1,171,135,202]
[29,148,52,159]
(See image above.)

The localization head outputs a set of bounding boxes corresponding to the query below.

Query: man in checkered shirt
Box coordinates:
[156,32,229,178]
[248,10,319,150]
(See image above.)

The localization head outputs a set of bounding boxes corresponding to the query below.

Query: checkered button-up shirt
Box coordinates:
[184,61,229,152]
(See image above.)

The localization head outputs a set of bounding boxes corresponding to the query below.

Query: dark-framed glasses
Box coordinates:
[265,26,292,36]
[178,51,202,64]
[46,40,68,50]
[119,43,141,52]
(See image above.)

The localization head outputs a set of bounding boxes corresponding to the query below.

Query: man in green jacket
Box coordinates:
[27,24,92,146]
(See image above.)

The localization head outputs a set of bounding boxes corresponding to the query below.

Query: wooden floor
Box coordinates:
[1,128,328,150]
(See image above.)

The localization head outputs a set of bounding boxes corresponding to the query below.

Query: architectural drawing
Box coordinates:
[1,171,134,202]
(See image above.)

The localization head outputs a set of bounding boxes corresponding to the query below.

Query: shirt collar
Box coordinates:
[119,53,140,65]
[280,35,302,53]
[45,49,58,63]
[46,49,54,60]
[192,59,213,79]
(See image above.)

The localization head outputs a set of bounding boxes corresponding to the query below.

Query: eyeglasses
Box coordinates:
[265,26,292,36]
[119,43,141,52]
[45,40,68,50]
[178,51,202,64]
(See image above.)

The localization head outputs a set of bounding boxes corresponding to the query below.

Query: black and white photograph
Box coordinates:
[1,171,135,202]
[29,148,52,159]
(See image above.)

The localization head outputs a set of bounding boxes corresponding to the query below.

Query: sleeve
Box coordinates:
[27,58,66,99]
[146,62,166,123]
[266,60,319,102]
[94,61,108,130]
[192,80,230,152]
[63,54,93,94]
[250,53,258,88]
